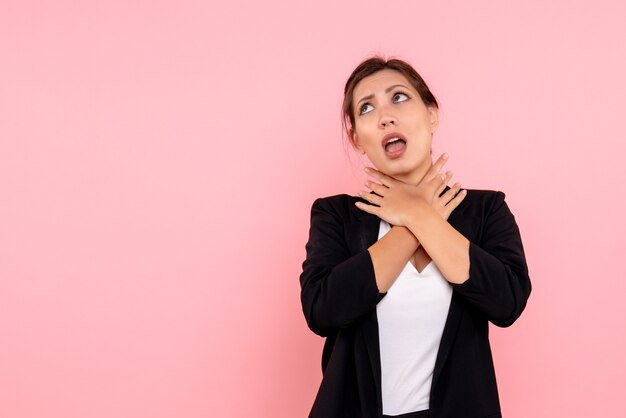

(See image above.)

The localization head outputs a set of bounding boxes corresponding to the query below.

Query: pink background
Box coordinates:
[1,1,625,417]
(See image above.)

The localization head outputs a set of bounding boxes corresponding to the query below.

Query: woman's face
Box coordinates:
[350,69,439,185]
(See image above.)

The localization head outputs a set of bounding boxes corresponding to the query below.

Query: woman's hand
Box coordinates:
[355,153,466,225]
[433,172,467,221]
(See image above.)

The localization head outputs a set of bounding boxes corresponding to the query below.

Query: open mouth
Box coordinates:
[384,137,406,152]
[382,133,407,158]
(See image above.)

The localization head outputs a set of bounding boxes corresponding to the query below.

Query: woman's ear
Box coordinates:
[428,106,440,134]
[349,128,365,154]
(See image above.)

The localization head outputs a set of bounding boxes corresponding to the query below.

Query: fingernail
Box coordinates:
[442,153,449,159]
[364,167,371,172]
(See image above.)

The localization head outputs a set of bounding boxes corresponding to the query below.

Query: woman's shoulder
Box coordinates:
[307,193,365,222]
[309,193,360,210]
[459,188,511,218]
[464,188,506,202]
[311,193,360,206]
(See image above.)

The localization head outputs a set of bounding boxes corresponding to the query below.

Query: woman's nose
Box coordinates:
[379,114,397,128]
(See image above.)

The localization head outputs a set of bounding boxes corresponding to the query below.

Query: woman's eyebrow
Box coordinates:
[385,83,410,93]
[356,84,411,107]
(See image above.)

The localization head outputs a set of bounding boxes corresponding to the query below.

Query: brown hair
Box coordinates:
[342,56,439,141]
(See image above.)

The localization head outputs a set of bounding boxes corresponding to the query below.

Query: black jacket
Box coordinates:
[299,190,531,418]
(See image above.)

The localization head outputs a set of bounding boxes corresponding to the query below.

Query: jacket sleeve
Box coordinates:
[451,191,532,328]
[299,197,385,337]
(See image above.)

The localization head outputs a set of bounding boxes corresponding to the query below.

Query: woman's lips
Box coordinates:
[382,133,407,159]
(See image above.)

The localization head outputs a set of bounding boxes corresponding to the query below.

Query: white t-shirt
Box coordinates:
[376,220,453,416]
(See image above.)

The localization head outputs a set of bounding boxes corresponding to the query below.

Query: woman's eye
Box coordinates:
[360,103,374,115]
[393,92,409,103]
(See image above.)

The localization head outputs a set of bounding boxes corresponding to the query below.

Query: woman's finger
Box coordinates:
[354,201,381,217]
[441,188,466,217]
[439,182,461,203]
[364,180,386,196]
[430,172,446,190]
[358,190,383,206]
[424,153,449,182]
[435,172,453,197]
[365,167,395,187]
[446,188,467,208]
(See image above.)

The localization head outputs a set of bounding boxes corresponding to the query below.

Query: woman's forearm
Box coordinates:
[404,201,470,285]
[368,225,420,293]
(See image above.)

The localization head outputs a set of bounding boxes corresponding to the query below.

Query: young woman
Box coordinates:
[299,57,531,418]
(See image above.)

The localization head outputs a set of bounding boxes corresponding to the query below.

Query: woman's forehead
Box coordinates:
[353,69,413,99]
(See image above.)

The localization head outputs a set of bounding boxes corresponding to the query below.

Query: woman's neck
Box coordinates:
[391,162,432,186]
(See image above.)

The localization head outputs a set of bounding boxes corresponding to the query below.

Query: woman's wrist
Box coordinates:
[402,198,436,230]
[390,224,420,247]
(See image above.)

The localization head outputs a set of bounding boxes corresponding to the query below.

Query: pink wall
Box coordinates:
[1,1,625,417]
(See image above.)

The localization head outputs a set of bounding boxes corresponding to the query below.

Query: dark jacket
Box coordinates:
[299,190,531,418]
